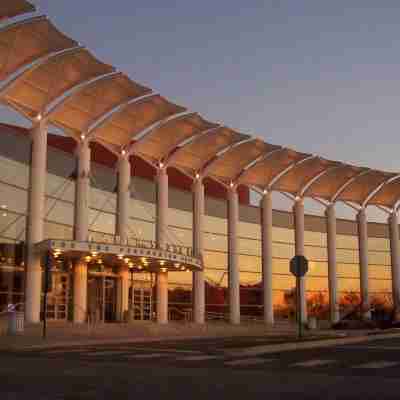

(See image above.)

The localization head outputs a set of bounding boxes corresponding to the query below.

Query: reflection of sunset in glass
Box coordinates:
[0,124,395,320]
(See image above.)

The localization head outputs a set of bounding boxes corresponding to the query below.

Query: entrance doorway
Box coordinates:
[87,274,118,322]
[45,272,69,321]
[129,274,154,321]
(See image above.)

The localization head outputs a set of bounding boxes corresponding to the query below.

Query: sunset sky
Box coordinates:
[2,1,400,221]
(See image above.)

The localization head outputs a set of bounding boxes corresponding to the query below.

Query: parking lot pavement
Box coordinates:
[4,335,400,378]
[3,337,400,399]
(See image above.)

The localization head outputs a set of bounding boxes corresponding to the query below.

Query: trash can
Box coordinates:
[15,311,24,333]
[7,305,24,335]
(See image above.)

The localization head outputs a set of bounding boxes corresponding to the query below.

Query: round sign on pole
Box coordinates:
[290,255,309,277]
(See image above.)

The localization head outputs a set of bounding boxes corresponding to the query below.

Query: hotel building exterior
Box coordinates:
[0,0,399,327]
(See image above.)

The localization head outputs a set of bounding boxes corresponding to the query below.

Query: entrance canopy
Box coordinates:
[1,0,400,211]
[36,239,202,273]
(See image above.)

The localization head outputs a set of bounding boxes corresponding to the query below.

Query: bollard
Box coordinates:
[307,316,317,330]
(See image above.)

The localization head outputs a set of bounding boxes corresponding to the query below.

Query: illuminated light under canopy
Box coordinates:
[35,239,203,273]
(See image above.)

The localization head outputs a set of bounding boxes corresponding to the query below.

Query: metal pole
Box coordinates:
[297,276,302,339]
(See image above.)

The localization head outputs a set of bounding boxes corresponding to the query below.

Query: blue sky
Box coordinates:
[3,1,400,220]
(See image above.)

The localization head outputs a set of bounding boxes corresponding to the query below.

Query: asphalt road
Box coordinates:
[2,336,400,399]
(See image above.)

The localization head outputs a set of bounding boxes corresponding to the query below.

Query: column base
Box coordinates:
[24,257,42,325]
[393,309,400,322]
[73,261,87,324]
[156,271,168,324]
[192,271,205,324]
[264,309,274,326]
[330,305,340,325]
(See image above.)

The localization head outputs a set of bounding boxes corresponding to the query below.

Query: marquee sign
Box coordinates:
[35,239,203,272]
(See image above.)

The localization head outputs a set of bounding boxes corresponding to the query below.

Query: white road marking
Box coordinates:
[120,348,202,354]
[46,349,89,354]
[85,351,127,356]
[291,359,337,367]
[352,361,399,369]
[177,355,221,361]
[225,358,275,366]
[225,347,273,357]
[343,345,400,351]
[126,353,168,359]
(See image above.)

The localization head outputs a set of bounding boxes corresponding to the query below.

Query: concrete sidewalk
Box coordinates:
[1,320,399,352]
[0,320,299,349]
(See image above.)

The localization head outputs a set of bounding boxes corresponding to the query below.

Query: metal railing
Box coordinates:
[168,306,192,322]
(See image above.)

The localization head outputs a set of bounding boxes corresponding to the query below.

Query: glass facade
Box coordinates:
[0,133,394,319]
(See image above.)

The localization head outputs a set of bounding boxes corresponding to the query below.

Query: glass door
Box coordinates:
[45,272,69,321]
[131,284,153,320]
[87,275,117,323]
[104,277,117,322]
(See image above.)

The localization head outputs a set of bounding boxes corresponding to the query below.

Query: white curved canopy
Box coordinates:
[0,0,35,21]
[1,0,399,210]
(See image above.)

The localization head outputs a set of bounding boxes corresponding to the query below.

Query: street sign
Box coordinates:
[290,255,308,277]
[290,255,309,339]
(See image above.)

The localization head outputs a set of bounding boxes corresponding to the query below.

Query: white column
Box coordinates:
[388,212,400,321]
[116,155,131,321]
[25,119,47,324]
[156,167,168,324]
[326,204,339,325]
[116,155,131,243]
[192,177,205,324]
[357,208,370,319]
[73,262,87,323]
[228,187,240,325]
[293,199,307,324]
[261,192,274,325]
[73,140,91,323]
[74,140,91,242]
[117,265,130,321]
[157,271,168,323]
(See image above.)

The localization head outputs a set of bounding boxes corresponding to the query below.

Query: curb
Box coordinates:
[3,330,400,353]
[224,331,400,356]
[1,335,216,351]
